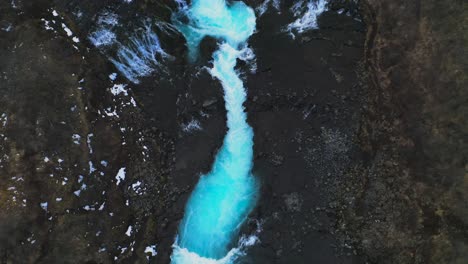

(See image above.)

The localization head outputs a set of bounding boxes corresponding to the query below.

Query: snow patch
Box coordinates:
[40,202,48,211]
[125,225,132,236]
[144,245,157,257]
[61,23,73,36]
[109,73,117,81]
[110,84,128,96]
[115,167,126,185]
[72,134,81,144]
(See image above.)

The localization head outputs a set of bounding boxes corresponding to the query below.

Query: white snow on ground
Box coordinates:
[1,113,7,127]
[87,133,94,154]
[144,245,157,257]
[131,181,141,190]
[41,10,81,48]
[104,108,119,117]
[109,73,117,81]
[125,225,132,236]
[72,134,81,144]
[110,84,128,96]
[40,202,48,211]
[131,181,144,195]
[89,161,96,173]
[41,19,55,31]
[115,167,126,185]
[61,23,73,36]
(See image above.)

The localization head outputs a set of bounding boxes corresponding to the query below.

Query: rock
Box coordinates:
[202,98,217,108]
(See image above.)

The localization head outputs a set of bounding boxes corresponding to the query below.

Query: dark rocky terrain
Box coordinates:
[0,0,466,263]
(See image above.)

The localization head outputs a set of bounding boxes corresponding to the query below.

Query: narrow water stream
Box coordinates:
[170,1,259,263]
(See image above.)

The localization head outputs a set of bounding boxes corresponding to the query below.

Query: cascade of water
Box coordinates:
[111,24,171,84]
[170,0,259,263]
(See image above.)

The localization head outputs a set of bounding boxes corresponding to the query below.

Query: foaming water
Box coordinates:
[283,0,327,38]
[111,24,171,83]
[88,15,173,84]
[89,29,117,47]
[170,0,258,263]
[172,0,256,61]
[256,0,281,16]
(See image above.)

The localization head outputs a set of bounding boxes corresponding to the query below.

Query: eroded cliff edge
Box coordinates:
[336,1,467,262]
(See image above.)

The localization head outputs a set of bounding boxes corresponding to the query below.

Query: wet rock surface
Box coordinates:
[0,0,466,263]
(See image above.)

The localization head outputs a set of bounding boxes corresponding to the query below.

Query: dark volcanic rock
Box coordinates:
[244,2,366,263]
